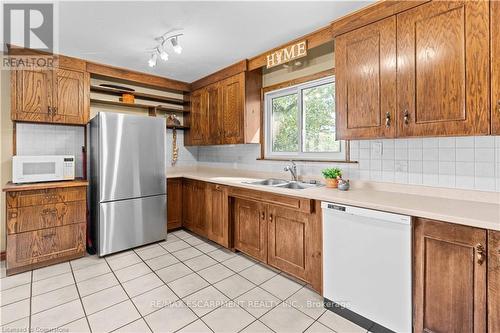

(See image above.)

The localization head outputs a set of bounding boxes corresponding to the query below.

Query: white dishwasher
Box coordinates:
[322,202,412,333]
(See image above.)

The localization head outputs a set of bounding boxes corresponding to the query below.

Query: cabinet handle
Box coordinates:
[476,243,486,265]
[53,107,57,115]
[385,112,391,128]
[269,214,273,222]
[403,109,409,125]
[261,211,265,220]
[497,100,500,113]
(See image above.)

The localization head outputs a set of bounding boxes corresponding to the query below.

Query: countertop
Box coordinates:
[168,166,500,231]
[3,179,89,192]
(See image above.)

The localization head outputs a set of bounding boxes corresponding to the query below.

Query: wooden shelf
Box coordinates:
[90,99,189,114]
[167,125,189,130]
[91,85,188,106]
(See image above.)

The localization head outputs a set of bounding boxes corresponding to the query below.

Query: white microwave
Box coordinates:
[12,155,75,184]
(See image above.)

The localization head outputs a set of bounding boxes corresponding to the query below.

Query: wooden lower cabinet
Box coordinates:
[206,183,229,247]
[267,205,310,280]
[5,185,87,275]
[489,230,500,333]
[182,179,208,237]
[233,198,267,262]
[413,218,487,333]
[167,178,183,231]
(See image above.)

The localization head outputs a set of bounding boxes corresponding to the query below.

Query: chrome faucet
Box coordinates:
[284,161,298,182]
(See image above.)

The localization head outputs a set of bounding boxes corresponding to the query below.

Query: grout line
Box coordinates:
[28,270,32,333]
[69,258,93,333]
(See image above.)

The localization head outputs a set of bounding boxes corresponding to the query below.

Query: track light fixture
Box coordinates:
[147,31,183,67]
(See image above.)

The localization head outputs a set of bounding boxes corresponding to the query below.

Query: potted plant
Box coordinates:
[322,167,342,188]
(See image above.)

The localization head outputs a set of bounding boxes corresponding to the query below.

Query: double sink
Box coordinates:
[245,178,322,190]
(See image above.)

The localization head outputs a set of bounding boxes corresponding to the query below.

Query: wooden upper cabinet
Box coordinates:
[185,89,208,145]
[11,69,53,123]
[185,69,261,146]
[53,69,89,125]
[336,16,397,140]
[11,68,89,125]
[414,218,487,333]
[397,0,489,137]
[488,230,500,333]
[221,73,245,144]
[491,0,500,135]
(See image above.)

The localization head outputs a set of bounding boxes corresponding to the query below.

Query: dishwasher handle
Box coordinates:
[321,202,411,225]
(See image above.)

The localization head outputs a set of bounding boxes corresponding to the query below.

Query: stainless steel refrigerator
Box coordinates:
[88,112,167,256]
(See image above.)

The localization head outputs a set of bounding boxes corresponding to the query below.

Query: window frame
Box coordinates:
[264,76,346,161]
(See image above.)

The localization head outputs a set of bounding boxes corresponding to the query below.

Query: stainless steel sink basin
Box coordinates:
[244,179,321,190]
[246,178,288,186]
[275,182,317,189]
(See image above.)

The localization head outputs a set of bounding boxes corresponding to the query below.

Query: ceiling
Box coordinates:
[58,1,372,82]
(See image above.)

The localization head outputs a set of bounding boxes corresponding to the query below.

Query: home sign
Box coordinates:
[266,40,307,69]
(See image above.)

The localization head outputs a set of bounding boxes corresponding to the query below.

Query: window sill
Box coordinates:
[256,158,358,164]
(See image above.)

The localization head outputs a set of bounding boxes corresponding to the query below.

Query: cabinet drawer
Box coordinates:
[7,201,86,235]
[228,187,313,213]
[6,223,86,272]
[6,187,86,208]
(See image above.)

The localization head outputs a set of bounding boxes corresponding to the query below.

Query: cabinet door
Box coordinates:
[185,89,208,145]
[267,205,309,280]
[11,69,53,122]
[207,183,229,247]
[491,1,500,135]
[53,69,89,125]
[414,218,487,333]
[191,180,208,237]
[489,230,500,333]
[397,1,489,137]
[336,16,396,140]
[207,83,223,145]
[167,178,183,231]
[233,198,267,262]
[221,73,245,144]
[182,181,194,231]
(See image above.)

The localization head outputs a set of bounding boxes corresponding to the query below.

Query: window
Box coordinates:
[264,76,345,160]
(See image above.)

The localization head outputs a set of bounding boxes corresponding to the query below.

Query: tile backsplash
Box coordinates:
[197,136,500,192]
[16,123,85,177]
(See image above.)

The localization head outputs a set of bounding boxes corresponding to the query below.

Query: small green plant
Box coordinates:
[322,167,342,179]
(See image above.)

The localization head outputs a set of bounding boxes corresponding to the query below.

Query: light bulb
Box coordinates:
[159,48,169,61]
[148,53,157,67]
[171,37,182,54]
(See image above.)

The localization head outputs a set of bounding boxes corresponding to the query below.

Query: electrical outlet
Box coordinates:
[371,142,382,157]
[395,161,408,172]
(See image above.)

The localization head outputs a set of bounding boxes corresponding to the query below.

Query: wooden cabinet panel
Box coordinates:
[414,218,487,333]
[167,178,183,231]
[489,230,500,333]
[182,180,207,237]
[6,223,86,274]
[7,201,85,235]
[267,205,309,280]
[6,187,86,208]
[207,83,223,145]
[221,73,245,144]
[185,89,207,145]
[336,16,396,139]
[53,69,89,125]
[11,69,53,123]
[234,198,267,262]
[207,183,229,247]
[397,1,489,137]
[491,1,500,135]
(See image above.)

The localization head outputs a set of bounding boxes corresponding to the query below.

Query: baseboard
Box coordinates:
[0,251,5,261]
[323,298,395,333]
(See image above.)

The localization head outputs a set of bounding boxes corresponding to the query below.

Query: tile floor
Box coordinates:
[0,229,367,333]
